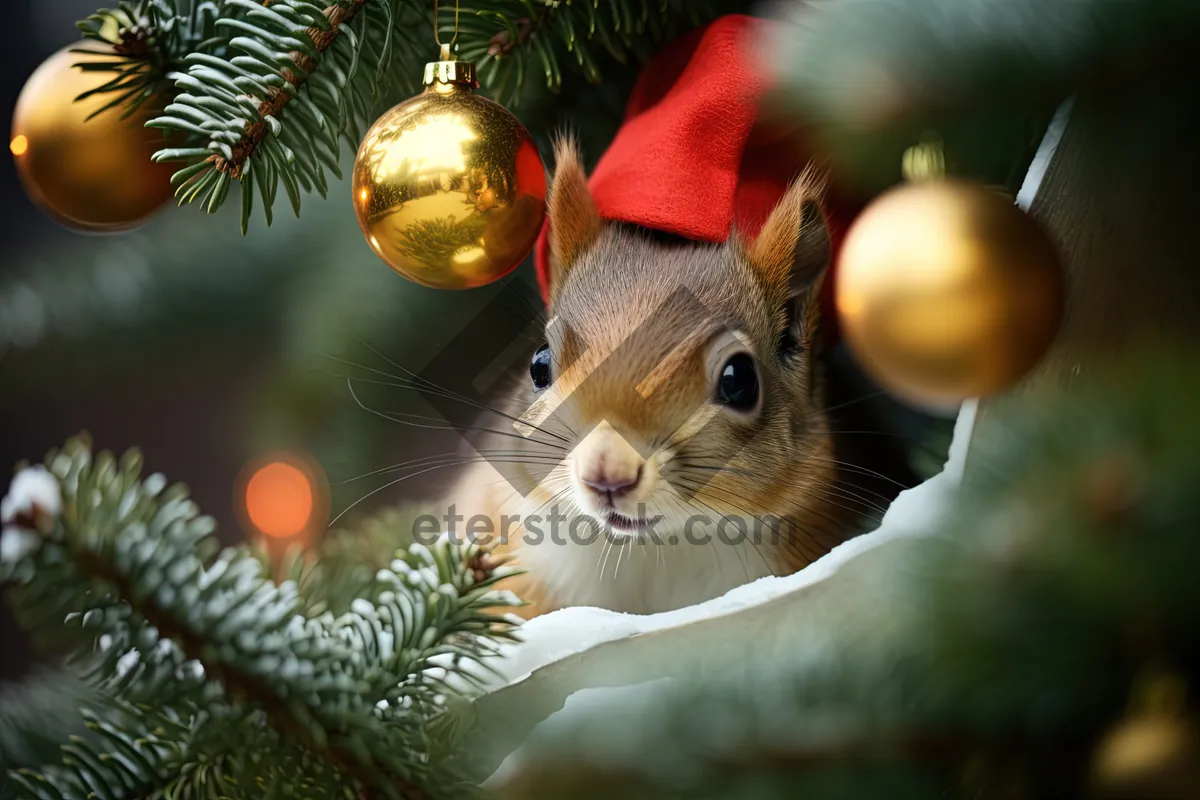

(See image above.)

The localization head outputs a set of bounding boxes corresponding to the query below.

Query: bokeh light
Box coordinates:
[238,453,326,539]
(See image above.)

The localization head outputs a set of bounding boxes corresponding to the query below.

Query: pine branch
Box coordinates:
[1,436,522,799]
[73,1,222,120]
[266,504,431,616]
[206,0,368,181]
[0,668,97,789]
[460,0,752,107]
[62,0,753,229]
[149,0,423,231]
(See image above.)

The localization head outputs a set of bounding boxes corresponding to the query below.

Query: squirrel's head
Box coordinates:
[509,137,841,566]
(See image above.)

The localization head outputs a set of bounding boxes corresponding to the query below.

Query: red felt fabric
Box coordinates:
[533,14,852,341]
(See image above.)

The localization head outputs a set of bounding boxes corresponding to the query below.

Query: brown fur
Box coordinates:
[449,139,894,616]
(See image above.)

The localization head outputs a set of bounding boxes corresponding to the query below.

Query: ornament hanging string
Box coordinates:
[434,0,461,61]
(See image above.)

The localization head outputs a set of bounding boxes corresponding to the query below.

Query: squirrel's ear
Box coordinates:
[748,167,831,299]
[747,168,831,348]
[547,136,602,293]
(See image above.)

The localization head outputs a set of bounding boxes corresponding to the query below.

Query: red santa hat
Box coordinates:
[533,14,857,341]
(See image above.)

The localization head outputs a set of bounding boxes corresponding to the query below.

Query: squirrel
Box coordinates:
[445,139,915,617]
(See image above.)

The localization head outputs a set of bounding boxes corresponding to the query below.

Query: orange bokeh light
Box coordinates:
[10,135,29,156]
[244,460,314,538]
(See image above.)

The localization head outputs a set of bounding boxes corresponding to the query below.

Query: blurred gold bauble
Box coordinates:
[1090,713,1200,799]
[835,179,1064,409]
[351,58,546,290]
[10,43,175,232]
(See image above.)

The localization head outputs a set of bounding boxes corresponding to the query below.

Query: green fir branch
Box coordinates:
[73,1,223,120]
[1,436,522,799]
[0,669,98,794]
[459,0,750,107]
[267,504,431,617]
[149,0,423,232]
[64,0,752,229]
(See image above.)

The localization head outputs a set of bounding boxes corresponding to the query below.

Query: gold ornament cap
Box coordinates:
[423,47,478,89]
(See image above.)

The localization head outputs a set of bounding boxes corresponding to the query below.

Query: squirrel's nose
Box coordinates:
[581,464,642,497]
[574,421,646,499]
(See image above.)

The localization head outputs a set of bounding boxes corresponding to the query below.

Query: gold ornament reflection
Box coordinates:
[374,114,476,178]
[351,61,546,290]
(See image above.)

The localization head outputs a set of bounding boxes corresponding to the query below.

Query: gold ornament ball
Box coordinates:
[1089,713,1200,799]
[835,179,1064,409]
[10,43,176,232]
[351,60,547,290]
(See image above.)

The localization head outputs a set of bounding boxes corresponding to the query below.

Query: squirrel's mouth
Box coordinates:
[601,509,662,534]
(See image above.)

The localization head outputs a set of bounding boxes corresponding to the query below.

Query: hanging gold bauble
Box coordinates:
[351,56,547,290]
[835,178,1065,409]
[1089,712,1200,799]
[10,43,175,232]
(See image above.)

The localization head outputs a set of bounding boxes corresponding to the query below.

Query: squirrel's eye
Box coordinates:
[716,353,759,412]
[530,344,552,391]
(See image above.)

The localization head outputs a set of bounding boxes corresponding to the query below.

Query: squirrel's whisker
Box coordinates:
[336,451,570,486]
[346,380,570,453]
[333,371,574,444]
[330,457,507,526]
[326,346,576,444]
[819,388,890,414]
[802,454,913,491]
